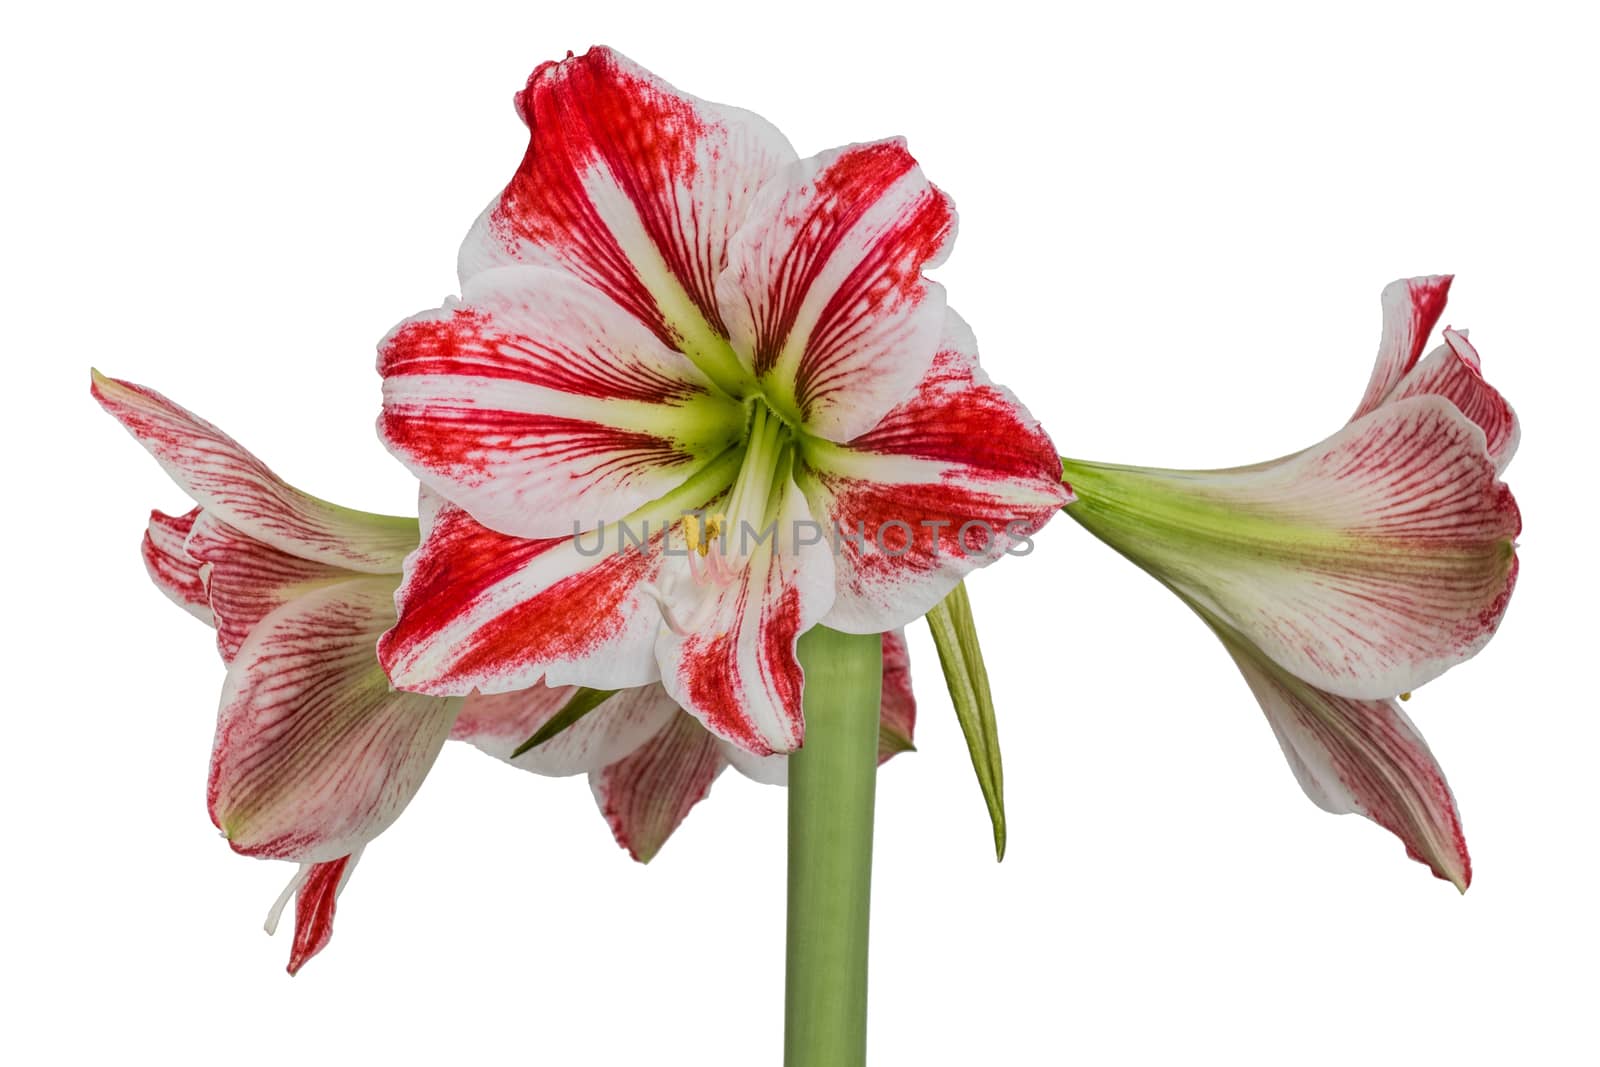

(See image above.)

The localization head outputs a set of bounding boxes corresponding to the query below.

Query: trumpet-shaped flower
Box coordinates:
[96,372,921,962]
[376,47,1070,756]
[93,371,455,972]
[1058,277,1519,888]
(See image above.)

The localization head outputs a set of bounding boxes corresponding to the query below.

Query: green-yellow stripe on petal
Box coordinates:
[1061,395,1519,701]
[210,577,458,863]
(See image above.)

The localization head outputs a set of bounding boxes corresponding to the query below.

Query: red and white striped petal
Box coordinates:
[264,852,360,976]
[878,628,917,761]
[1214,621,1471,890]
[458,46,795,392]
[210,577,458,863]
[1350,275,1453,422]
[657,477,837,755]
[590,710,728,863]
[143,507,212,624]
[717,139,957,442]
[721,628,919,786]
[1063,395,1520,701]
[378,473,733,696]
[1384,329,1519,473]
[92,372,418,573]
[186,512,355,663]
[796,312,1072,633]
[452,682,680,776]
[378,266,745,539]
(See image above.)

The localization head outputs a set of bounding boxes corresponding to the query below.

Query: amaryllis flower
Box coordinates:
[375,47,1070,755]
[1059,276,1520,889]
[92,370,454,973]
[95,371,921,963]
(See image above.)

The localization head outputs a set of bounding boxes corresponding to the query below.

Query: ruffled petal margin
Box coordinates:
[458,46,796,393]
[143,507,212,624]
[1350,275,1453,422]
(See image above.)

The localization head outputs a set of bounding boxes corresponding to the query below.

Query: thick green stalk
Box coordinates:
[785,626,883,1067]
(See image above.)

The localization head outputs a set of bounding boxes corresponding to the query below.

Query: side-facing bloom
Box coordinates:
[375,47,1070,756]
[96,372,921,961]
[92,371,455,972]
[1058,277,1520,889]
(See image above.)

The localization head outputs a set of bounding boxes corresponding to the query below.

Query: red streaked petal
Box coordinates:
[379,483,717,696]
[91,372,418,572]
[657,478,836,755]
[143,507,212,625]
[1350,275,1453,422]
[718,139,956,441]
[722,628,919,786]
[264,853,360,976]
[379,266,744,539]
[186,512,354,663]
[453,682,679,776]
[590,710,727,863]
[1063,395,1519,701]
[878,628,917,762]
[1214,621,1471,890]
[797,311,1072,633]
[210,577,457,862]
[458,46,795,392]
[1385,330,1519,473]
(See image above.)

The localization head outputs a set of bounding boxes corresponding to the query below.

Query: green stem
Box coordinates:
[785,626,882,1067]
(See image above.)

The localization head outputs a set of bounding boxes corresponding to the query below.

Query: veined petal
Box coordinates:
[590,710,728,863]
[458,46,796,393]
[717,139,956,441]
[1212,619,1471,890]
[1061,395,1520,701]
[657,476,836,755]
[187,512,356,663]
[91,372,418,572]
[210,577,458,863]
[1350,275,1453,422]
[797,312,1071,633]
[1384,329,1519,473]
[264,853,360,976]
[378,266,745,539]
[721,629,918,786]
[379,465,737,696]
[144,507,212,624]
[453,682,679,776]
[878,628,917,761]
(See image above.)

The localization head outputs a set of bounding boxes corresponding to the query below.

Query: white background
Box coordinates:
[5,1,1596,1063]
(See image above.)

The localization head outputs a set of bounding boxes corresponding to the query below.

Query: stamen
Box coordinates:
[264,864,312,935]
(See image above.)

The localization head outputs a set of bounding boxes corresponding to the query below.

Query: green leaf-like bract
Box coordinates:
[509,687,619,758]
[925,581,1006,860]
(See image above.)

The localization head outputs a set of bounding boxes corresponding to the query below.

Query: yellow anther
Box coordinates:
[683,512,726,557]
[1399,691,1412,701]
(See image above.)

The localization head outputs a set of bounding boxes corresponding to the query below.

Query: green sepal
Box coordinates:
[924,581,1006,861]
[509,687,618,758]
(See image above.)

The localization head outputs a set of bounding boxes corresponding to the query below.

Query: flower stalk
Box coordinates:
[785,626,883,1067]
